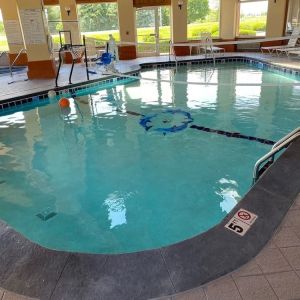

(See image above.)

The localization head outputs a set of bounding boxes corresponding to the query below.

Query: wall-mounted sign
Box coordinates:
[3,20,23,45]
[19,9,46,45]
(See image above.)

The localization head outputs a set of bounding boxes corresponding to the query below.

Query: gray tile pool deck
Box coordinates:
[2,52,300,103]
[0,53,300,300]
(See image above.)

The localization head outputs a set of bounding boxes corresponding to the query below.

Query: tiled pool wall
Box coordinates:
[140,56,300,76]
[0,56,300,115]
[0,74,139,115]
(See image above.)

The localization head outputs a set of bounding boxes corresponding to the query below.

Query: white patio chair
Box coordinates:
[261,27,300,54]
[199,33,225,57]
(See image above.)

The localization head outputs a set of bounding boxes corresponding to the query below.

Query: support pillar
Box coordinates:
[171,0,188,56]
[260,0,288,48]
[220,0,237,52]
[16,0,56,79]
[0,0,27,65]
[117,0,136,59]
[265,0,287,37]
[59,0,81,45]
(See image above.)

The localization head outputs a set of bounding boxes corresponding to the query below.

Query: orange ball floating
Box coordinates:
[59,98,70,108]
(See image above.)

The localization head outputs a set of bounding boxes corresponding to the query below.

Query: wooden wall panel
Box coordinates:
[43,0,116,5]
[133,0,170,7]
[44,0,171,6]
[77,0,116,3]
[43,0,59,5]
[118,45,137,59]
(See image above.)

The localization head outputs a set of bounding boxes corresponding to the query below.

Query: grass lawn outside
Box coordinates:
[0,17,266,53]
[0,35,8,51]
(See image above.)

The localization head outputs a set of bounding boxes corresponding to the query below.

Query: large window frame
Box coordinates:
[44,5,62,36]
[286,0,300,34]
[237,0,268,38]
[77,3,120,42]
[187,0,221,40]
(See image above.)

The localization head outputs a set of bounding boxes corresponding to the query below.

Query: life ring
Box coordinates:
[139,109,193,134]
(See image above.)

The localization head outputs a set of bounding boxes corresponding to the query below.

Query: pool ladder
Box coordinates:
[0,51,9,67]
[252,127,300,184]
[8,48,27,78]
[0,51,8,59]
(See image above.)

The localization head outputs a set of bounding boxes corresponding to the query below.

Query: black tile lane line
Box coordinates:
[124,110,276,146]
[126,110,145,117]
[190,125,275,145]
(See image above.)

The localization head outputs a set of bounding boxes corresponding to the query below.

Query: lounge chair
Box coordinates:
[281,48,300,58]
[261,27,300,54]
[276,46,300,56]
[199,32,225,57]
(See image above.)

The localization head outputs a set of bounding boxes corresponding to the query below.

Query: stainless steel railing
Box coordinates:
[0,51,8,59]
[272,127,300,150]
[9,48,27,77]
[252,130,300,184]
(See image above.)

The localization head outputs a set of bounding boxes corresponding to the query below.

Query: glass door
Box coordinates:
[158,6,171,55]
[136,7,160,56]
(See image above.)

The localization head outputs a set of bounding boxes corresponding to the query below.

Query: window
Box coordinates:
[187,0,220,40]
[0,10,8,51]
[44,6,63,49]
[78,4,120,41]
[44,6,62,36]
[286,0,300,34]
[238,0,268,37]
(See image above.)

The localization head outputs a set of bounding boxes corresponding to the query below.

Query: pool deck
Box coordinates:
[1,52,300,103]
[0,53,300,300]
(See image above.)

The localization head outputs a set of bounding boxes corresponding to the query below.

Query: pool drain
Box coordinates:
[36,208,57,221]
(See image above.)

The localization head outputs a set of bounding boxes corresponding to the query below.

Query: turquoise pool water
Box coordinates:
[0,62,299,254]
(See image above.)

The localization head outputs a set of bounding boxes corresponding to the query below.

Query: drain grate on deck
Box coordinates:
[36,208,57,221]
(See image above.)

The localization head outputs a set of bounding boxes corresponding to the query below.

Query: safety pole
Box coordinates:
[55,48,63,87]
[83,35,90,81]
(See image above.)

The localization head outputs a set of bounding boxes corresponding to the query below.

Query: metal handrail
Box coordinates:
[169,40,178,68]
[253,132,300,184]
[0,52,9,68]
[0,51,8,59]
[272,127,300,150]
[9,48,26,77]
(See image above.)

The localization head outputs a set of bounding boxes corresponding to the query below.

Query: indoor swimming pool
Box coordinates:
[0,66,26,75]
[0,62,299,254]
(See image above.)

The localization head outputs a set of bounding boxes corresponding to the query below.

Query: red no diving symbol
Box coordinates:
[238,210,251,221]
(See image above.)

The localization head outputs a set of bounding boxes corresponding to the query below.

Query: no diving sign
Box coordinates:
[225,209,258,236]
[235,209,257,225]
